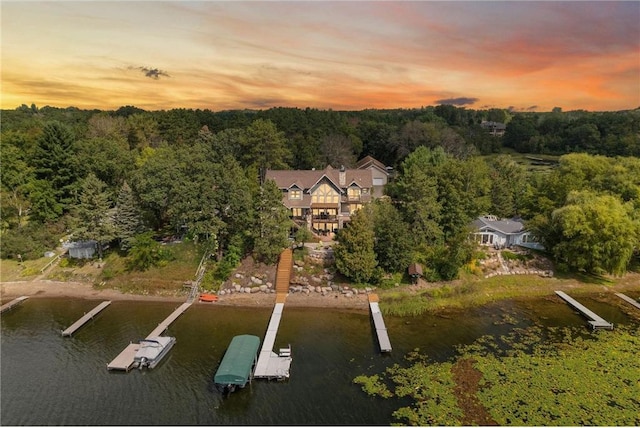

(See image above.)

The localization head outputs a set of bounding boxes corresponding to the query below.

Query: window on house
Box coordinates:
[289,189,302,200]
[291,208,302,217]
[312,183,339,204]
[347,187,361,200]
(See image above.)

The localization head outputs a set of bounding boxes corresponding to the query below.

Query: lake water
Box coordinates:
[1,292,637,425]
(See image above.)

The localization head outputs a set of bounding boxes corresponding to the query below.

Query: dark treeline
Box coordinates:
[1,104,639,282]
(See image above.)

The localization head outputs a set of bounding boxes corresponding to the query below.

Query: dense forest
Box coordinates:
[1,104,639,283]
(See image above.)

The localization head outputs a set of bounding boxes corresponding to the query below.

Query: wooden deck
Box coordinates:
[62,301,111,336]
[0,296,29,314]
[615,293,640,310]
[555,291,614,330]
[368,294,392,352]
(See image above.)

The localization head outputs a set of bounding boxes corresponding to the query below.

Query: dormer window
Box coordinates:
[289,189,302,200]
[347,186,361,200]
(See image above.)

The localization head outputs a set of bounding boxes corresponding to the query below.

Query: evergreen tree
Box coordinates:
[72,173,116,259]
[32,121,80,213]
[114,181,147,251]
[334,204,378,283]
[372,199,413,273]
[388,146,445,246]
[240,119,292,172]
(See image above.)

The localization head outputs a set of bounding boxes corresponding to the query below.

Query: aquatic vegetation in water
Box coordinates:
[354,326,640,426]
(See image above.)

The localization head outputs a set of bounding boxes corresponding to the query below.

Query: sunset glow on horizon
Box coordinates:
[2,1,639,112]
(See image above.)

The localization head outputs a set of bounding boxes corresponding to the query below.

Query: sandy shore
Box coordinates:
[0,279,370,310]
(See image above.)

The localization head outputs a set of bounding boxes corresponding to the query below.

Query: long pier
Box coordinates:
[1,296,29,314]
[62,301,111,336]
[554,290,614,330]
[254,249,293,380]
[615,293,640,310]
[253,302,292,379]
[107,302,192,371]
[368,294,392,352]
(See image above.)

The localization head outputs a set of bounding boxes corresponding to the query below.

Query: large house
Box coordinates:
[265,161,388,237]
[471,215,542,249]
[355,155,392,198]
[480,121,507,137]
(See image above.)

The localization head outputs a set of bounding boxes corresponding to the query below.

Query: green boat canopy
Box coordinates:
[214,335,261,387]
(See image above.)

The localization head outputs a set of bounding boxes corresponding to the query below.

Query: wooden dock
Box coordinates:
[615,293,640,310]
[107,343,140,371]
[62,301,111,336]
[0,296,29,314]
[107,302,192,371]
[554,291,614,330]
[254,249,293,380]
[147,302,192,337]
[368,294,392,352]
[254,302,292,379]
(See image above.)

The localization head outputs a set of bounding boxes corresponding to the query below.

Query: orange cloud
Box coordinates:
[1,1,638,112]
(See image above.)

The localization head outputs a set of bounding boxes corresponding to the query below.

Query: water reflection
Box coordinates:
[1,294,637,425]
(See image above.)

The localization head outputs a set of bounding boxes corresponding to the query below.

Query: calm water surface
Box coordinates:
[1,291,637,425]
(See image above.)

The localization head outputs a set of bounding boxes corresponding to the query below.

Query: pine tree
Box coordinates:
[72,174,116,259]
[334,205,378,284]
[114,181,147,252]
[32,121,80,213]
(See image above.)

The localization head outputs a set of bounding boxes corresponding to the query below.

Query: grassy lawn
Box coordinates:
[378,271,640,316]
[96,241,205,296]
[0,241,206,298]
[482,150,560,173]
[0,252,65,282]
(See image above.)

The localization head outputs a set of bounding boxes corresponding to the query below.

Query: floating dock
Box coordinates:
[0,296,29,314]
[107,302,192,371]
[62,301,111,336]
[368,294,392,352]
[554,290,614,330]
[615,293,640,310]
[254,249,293,380]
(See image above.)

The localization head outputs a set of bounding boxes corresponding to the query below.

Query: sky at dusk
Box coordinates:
[2,1,639,112]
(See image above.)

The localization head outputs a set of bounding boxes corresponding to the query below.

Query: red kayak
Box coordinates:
[199,293,219,302]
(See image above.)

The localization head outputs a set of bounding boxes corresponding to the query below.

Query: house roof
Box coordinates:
[265,166,373,191]
[481,121,507,130]
[356,156,388,174]
[472,216,525,235]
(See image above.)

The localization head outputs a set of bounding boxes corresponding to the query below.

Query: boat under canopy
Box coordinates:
[214,335,261,392]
